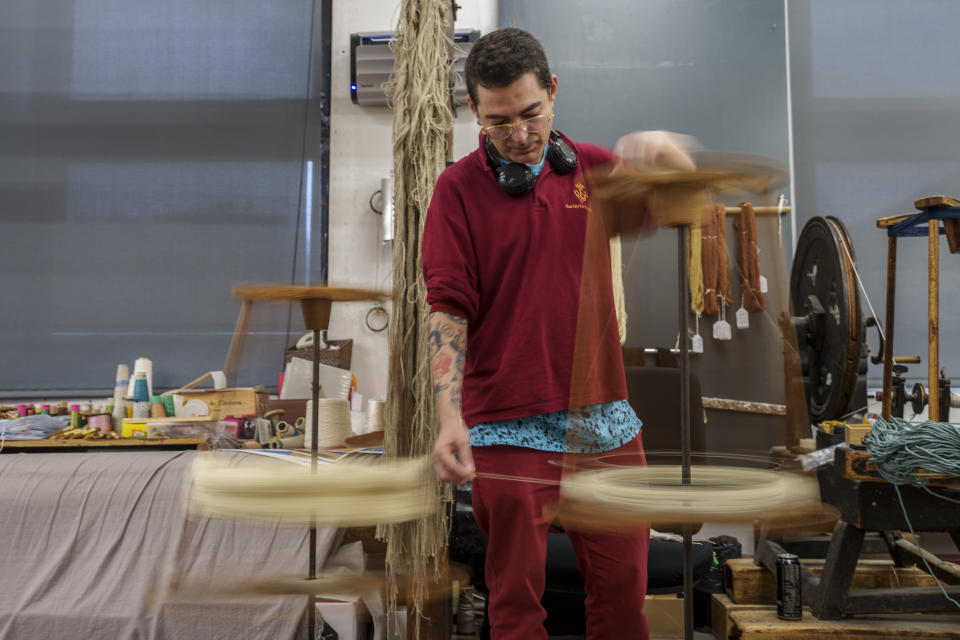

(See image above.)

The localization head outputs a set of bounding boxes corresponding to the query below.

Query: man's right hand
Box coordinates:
[431,419,475,485]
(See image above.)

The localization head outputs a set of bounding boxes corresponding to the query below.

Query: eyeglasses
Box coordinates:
[482,113,553,141]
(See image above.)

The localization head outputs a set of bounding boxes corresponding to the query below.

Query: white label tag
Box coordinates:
[759,275,768,294]
[713,320,732,341]
[692,334,704,353]
[736,306,750,329]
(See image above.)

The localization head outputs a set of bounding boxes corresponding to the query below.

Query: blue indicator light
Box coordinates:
[351,84,357,90]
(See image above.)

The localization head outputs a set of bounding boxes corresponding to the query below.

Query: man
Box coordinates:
[422,27,694,640]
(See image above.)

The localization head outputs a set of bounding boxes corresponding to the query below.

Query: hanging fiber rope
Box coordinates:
[378,0,454,634]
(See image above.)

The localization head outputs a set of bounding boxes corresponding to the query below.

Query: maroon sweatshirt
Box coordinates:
[422,132,628,427]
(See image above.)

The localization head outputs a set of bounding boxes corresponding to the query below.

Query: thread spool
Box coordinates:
[126,357,153,399]
[366,399,385,433]
[269,434,305,449]
[276,421,301,438]
[88,414,112,434]
[304,398,352,448]
[112,364,129,433]
[132,372,150,419]
[150,396,165,418]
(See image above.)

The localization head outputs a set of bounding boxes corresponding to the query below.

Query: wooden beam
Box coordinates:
[893,537,960,585]
[877,212,915,228]
[725,557,946,606]
[844,585,960,615]
[727,607,960,639]
[915,195,960,209]
[711,593,769,640]
[702,397,786,416]
[723,205,792,216]
[916,195,960,253]
[929,220,940,421]
[881,237,897,420]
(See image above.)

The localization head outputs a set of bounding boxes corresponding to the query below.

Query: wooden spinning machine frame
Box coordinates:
[755,196,960,620]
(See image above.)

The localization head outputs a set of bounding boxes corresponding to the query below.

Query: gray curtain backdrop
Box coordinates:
[788,0,960,387]
[0,0,326,394]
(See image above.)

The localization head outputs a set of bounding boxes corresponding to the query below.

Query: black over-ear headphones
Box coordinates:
[485,131,578,196]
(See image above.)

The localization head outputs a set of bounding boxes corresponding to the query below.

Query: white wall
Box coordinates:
[326,1,497,403]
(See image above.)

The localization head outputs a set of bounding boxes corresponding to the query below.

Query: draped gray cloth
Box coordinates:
[0,450,340,639]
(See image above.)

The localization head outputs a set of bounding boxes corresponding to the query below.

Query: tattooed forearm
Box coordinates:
[428,312,468,417]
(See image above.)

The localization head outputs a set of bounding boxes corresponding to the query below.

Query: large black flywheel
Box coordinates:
[790,217,864,422]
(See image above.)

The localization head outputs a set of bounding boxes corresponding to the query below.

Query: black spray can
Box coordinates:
[776,553,802,620]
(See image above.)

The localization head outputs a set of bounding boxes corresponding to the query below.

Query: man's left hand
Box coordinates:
[613,130,698,172]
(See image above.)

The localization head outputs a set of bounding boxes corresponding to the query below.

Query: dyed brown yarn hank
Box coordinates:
[734,200,765,312]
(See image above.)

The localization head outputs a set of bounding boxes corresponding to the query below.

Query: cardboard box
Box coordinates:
[166,371,267,420]
[644,594,684,639]
[121,416,223,438]
[121,418,148,438]
[316,596,370,640]
[174,387,267,420]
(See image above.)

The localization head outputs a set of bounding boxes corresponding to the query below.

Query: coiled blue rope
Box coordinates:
[865,417,960,486]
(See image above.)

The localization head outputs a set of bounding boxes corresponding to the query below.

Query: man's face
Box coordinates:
[469,71,558,165]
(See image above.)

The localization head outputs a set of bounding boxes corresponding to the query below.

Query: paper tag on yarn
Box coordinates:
[736,306,749,329]
[691,313,704,353]
[759,275,768,293]
[692,334,704,353]
[713,319,732,340]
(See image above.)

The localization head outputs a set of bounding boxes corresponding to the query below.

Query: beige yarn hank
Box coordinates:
[609,235,628,344]
[688,224,704,315]
[188,454,435,528]
[379,0,454,634]
[559,466,819,529]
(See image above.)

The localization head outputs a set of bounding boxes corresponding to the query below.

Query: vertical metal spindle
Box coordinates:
[678,226,694,640]
[307,327,321,640]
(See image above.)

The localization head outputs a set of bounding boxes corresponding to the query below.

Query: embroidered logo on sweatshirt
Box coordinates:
[566,182,591,210]
[574,182,588,203]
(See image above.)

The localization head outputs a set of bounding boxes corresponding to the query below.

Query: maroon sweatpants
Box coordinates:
[471,435,650,640]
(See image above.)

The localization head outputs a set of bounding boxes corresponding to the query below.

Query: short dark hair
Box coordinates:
[465,28,552,107]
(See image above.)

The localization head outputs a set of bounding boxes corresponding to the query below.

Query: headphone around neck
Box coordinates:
[485,130,578,196]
